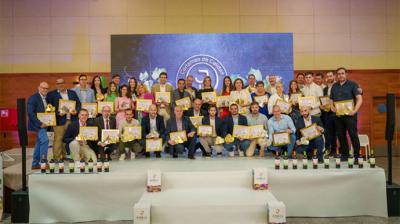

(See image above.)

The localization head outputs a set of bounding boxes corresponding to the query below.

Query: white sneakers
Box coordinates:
[239,150,244,157]
[131,153,136,160]
[228,151,235,157]
[119,154,126,161]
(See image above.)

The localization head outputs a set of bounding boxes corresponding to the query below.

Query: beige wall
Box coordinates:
[0,0,399,73]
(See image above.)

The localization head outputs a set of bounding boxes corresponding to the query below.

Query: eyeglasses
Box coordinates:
[80,78,87,81]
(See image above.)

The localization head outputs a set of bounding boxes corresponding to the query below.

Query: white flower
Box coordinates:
[151,67,167,81]
[144,80,153,90]
[139,71,149,82]
[248,68,262,81]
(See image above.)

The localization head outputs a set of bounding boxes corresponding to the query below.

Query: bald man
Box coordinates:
[28,82,50,169]
[141,104,166,158]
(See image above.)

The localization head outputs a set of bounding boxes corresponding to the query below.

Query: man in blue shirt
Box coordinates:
[268,105,296,157]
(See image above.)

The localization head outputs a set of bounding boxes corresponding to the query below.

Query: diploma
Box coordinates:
[300,123,321,140]
[272,132,290,146]
[201,91,217,103]
[175,97,191,110]
[249,125,267,139]
[155,92,171,103]
[275,98,291,114]
[233,125,250,139]
[146,139,163,152]
[298,96,315,108]
[78,126,98,141]
[98,101,115,114]
[169,130,187,142]
[334,100,354,116]
[254,95,268,107]
[189,116,203,128]
[101,129,120,144]
[136,99,152,111]
[37,112,56,126]
[58,99,76,114]
[81,103,97,118]
[319,96,330,106]
[122,126,142,142]
[197,125,213,137]
[216,96,230,107]
[238,106,249,114]
[289,93,302,105]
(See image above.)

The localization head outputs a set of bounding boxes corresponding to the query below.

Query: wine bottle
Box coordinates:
[358,149,363,168]
[324,154,330,169]
[292,150,298,170]
[80,157,86,173]
[274,151,280,170]
[40,154,47,173]
[49,157,55,173]
[59,156,64,173]
[312,149,318,169]
[348,149,354,169]
[88,157,94,173]
[96,153,103,172]
[69,158,75,173]
[302,150,308,169]
[104,154,110,172]
[283,152,289,170]
[369,150,375,168]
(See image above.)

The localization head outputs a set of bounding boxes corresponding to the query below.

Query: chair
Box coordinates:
[358,134,371,160]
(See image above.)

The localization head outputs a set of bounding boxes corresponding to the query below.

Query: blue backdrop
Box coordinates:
[111,33,293,91]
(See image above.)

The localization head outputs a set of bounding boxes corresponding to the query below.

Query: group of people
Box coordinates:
[27,67,363,169]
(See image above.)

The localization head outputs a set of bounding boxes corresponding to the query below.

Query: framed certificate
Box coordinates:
[58,99,76,114]
[334,100,354,116]
[81,103,97,118]
[122,126,142,142]
[233,125,250,139]
[289,93,302,105]
[249,125,266,139]
[197,125,213,137]
[155,92,171,103]
[253,95,268,107]
[319,96,330,106]
[37,112,56,126]
[216,96,230,107]
[189,116,203,128]
[146,139,163,152]
[79,126,98,141]
[169,130,187,142]
[136,99,152,111]
[101,129,120,144]
[300,123,321,140]
[98,101,115,114]
[272,132,290,146]
[201,91,217,103]
[275,99,291,114]
[175,97,191,110]
[238,106,248,114]
[298,96,315,108]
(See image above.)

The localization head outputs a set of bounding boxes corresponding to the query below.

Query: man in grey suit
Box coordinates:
[73,74,95,103]
[171,79,191,111]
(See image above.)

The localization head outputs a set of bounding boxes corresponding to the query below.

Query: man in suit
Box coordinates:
[295,106,325,162]
[28,82,50,169]
[166,106,197,159]
[199,105,223,157]
[222,103,251,157]
[141,104,166,158]
[63,109,97,162]
[47,78,81,160]
[321,71,337,156]
[151,72,173,125]
[185,98,208,117]
[73,74,95,103]
[171,79,191,111]
[93,105,117,160]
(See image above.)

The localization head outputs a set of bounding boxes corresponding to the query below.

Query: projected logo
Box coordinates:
[176,55,227,89]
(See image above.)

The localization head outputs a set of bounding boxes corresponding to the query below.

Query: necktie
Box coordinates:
[105,119,109,129]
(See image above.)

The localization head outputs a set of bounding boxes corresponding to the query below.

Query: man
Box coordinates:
[112,74,121,89]
[199,105,224,157]
[251,81,270,117]
[330,67,362,161]
[296,73,305,89]
[185,98,208,117]
[166,106,197,159]
[266,75,277,95]
[151,72,173,124]
[28,82,50,169]
[321,71,337,155]
[295,106,325,162]
[246,74,257,93]
[47,78,81,160]
[314,73,326,89]
[222,104,251,157]
[171,79,191,110]
[141,104,165,158]
[63,109,97,163]
[118,109,142,160]
[93,106,117,160]
[246,103,270,157]
[185,75,198,100]
[73,74,95,103]
[267,105,296,156]
[301,72,323,116]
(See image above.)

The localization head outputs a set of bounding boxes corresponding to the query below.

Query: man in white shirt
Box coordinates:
[314,73,326,90]
[118,109,142,160]
[266,75,278,95]
[301,72,323,116]
[246,74,257,93]
[73,74,95,103]
[199,105,224,157]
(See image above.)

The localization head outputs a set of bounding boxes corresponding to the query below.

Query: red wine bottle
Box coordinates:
[292,150,298,170]
[96,153,103,172]
[274,151,280,170]
[104,154,110,172]
[40,154,47,173]
[59,156,64,173]
[80,157,85,173]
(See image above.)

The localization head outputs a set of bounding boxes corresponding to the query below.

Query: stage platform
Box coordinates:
[28,157,388,223]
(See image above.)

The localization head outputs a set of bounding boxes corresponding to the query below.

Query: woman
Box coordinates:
[196,76,216,112]
[229,78,252,114]
[136,83,154,122]
[91,75,107,102]
[288,80,302,123]
[105,82,118,103]
[219,76,233,120]
[251,81,270,117]
[267,82,290,115]
[128,77,138,101]
[115,85,134,128]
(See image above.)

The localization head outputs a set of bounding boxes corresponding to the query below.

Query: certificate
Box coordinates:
[189,116,203,128]
[289,93,302,105]
[201,91,217,103]
[81,103,97,118]
[334,100,354,116]
[175,97,191,110]
[78,126,98,141]
[101,129,120,144]
[169,130,187,142]
[249,125,266,139]
[146,139,163,152]
[216,96,230,107]
[122,126,142,142]
[298,96,315,108]
[319,96,330,106]
[300,123,321,140]
[254,95,268,107]
[275,98,291,114]
[58,99,76,114]
[155,92,171,103]
[238,106,248,114]
[197,125,213,137]
[272,132,290,146]
[136,99,152,111]
[98,101,115,114]
[37,112,56,126]
[233,125,250,139]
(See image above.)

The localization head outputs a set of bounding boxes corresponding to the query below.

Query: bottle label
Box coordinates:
[324,158,329,165]
[358,158,363,164]
[348,158,354,165]
[335,158,340,165]
[80,162,85,169]
[97,162,103,168]
[312,159,318,165]
[303,159,308,166]
[69,163,74,169]
[104,162,110,168]
[49,163,55,169]
[274,159,280,166]
[40,163,46,169]
[88,162,94,169]
[292,159,298,166]
[283,159,289,166]
[370,158,375,165]
[59,163,64,169]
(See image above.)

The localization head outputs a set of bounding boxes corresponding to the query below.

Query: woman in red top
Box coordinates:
[219,76,233,120]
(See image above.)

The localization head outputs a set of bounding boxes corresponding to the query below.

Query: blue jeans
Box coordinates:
[296,136,325,160]
[32,128,49,167]
[268,133,296,157]
[224,139,251,152]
